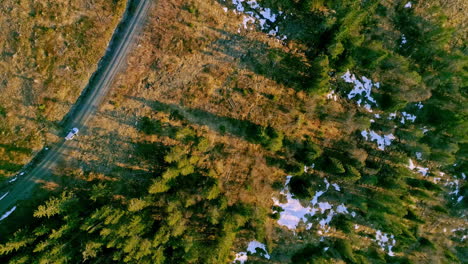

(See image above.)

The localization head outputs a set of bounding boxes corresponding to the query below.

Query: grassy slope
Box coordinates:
[0,0,126,180]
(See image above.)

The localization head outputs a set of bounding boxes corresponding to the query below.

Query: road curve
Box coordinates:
[0,0,151,214]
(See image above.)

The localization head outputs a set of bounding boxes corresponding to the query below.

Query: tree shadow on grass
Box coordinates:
[207,28,313,91]
[129,96,265,144]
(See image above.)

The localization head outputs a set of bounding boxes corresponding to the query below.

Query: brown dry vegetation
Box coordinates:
[0,0,126,179]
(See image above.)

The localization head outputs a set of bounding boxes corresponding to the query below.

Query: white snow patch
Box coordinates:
[457,196,463,203]
[351,211,357,218]
[8,177,17,183]
[415,152,422,160]
[326,90,338,101]
[247,241,270,259]
[273,176,351,232]
[361,130,396,150]
[462,173,466,180]
[375,230,396,256]
[324,178,330,190]
[401,34,407,45]
[408,159,429,176]
[318,202,332,214]
[388,112,397,120]
[0,206,17,221]
[341,71,378,111]
[401,112,417,124]
[416,102,424,109]
[332,183,340,191]
[242,16,255,29]
[0,192,9,201]
[336,204,348,214]
[272,185,316,229]
[19,172,25,176]
[233,252,248,264]
[404,2,412,8]
[304,163,315,173]
[230,0,286,39]
[311,191,325,206]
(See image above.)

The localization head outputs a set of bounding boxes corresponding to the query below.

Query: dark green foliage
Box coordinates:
[293,139,323,165]
[343,165,362,182]
[326,157,346,174]
[289,176,311,199]
[139,116,161,134]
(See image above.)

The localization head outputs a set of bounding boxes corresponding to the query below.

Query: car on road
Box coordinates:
[65,128,79,140]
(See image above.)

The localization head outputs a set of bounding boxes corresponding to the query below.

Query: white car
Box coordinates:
[65,128,79,140]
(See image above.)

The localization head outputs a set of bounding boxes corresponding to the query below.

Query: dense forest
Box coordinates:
[0,0,466,263]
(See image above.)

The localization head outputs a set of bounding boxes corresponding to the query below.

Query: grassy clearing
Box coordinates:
[0,0,126,181]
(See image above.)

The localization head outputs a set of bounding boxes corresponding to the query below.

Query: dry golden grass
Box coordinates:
[0,0,126,179]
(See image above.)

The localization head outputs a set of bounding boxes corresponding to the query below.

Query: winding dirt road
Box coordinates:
[0,0,151,215]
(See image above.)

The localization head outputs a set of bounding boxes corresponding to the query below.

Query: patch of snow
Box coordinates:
[318,202,332,214]
[416,102,423,109]
[341,71,378,111]
[336,204,348,214]
[374,114,380,118]
[0,206,17,221]
[324,178,330,190]
[8,177,17,183]
[247,241,270,259]
[401,34,407,45]
[304,163,315,173]
[416,152,422,160]
[326,90,338,101]
[242,16,255,29]
[404,2,412,8]
[223,7,228,12]
[332,183,340,191]
[361,130,396,151]
[457,196,463,203]
[408,159,429,176]
[229,0,286,39]
[324,247,329,251]
[351,211,357,218]
[233,252,248,264]
[0,192,8,201]
[375,230,396,256]
[318,209,335,229]
[462,173,466,180]
[354,224,359,230]
[388,112,397,120]
[311,191,325,206]
[273,176,351,232]
[19,172,25,176]
[401,112,416,124]
[273,190,316,230]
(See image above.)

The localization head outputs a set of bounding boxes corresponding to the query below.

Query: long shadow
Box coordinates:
[0,144,33,155]
[128,96,322,175]
[129,96,265,144]
[207,28,313,91]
